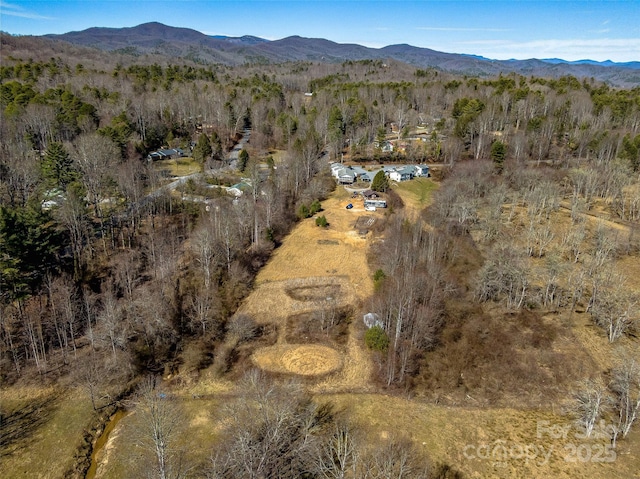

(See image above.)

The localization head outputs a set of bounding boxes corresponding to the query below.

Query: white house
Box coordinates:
[414,165,430,177]
[337,168,357,184]
[374,140,394,153]
[381,141,394,153]
[389,166,414,182]
[330,163,344,178]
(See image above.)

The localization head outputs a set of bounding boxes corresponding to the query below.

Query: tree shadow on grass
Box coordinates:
[0,393,58,457]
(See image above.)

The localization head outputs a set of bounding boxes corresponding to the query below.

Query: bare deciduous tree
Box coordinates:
[589,274,638,342]
[358,435,430,479]
[476,243,528,309]
[572,378,609,438]
[315,422,358,479]
[132,376,187,479]
[610,354,640,442]
[210,370,328,479]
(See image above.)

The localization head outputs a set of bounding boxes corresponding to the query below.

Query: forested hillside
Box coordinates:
[42,22,640,87]
[1,32,639,478]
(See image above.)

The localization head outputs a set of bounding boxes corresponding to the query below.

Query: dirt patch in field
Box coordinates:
[354,215,376,235]
[252,344,343,376]
[240,276,355,328]
[285,307,351,345]
[614,255,640,294]
[317,239,340,245]
[285,282,342,302]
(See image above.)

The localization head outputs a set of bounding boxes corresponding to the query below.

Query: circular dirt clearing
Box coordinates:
[252,344,343,376]
[282,345,343,376]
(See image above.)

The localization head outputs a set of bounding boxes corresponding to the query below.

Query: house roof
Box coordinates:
[337,168,357,179]
[360,173,373,181]
[158,149,175,156]
[231,182,251,190]
[150,148,184,158]
[394,166,415,175]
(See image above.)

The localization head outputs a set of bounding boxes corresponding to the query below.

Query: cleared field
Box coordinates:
[393,176,439,216]
[240,276,356,328]
[253,189,374,293]
[1,386,95,479]
[240,185,378,391]
[252,343,343,376]
[153,157,201,177]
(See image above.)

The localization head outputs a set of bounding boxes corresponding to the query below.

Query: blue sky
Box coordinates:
[1,1,639,62]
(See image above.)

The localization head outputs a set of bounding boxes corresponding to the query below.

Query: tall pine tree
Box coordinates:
[41,142,77,191]
[193,133,212,164]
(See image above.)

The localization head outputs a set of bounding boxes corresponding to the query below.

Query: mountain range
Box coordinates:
[39,22,640,86]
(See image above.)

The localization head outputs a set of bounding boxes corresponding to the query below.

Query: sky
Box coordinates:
[1,0,639,62]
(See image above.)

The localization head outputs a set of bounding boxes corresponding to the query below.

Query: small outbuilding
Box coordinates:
[362,189,379,199]
[363,313,383,329]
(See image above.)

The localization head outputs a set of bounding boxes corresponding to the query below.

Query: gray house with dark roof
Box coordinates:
[147,148,185,161]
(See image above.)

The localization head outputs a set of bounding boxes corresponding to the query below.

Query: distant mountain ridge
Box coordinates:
[209,35,268,46]
[541,58,640,69]
[42,22,640,86]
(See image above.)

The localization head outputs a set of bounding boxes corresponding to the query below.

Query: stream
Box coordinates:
[85,409,127,479]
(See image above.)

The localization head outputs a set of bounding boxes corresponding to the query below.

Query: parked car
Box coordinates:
[346,203,353,209]
[365,205,376,211]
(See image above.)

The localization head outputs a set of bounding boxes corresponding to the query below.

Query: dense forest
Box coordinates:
[1,32,640,478]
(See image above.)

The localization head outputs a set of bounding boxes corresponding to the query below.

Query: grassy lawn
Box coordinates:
[1,386,95,479]
[393,177,439,216]
[153,157,201,177]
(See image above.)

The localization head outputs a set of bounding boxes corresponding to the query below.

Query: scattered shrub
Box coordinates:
[365,325,389,352]
[315,215,328,227]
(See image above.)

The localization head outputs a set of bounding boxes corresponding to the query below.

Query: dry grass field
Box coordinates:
[1,386,96,479]
[324,393,640,479]
[239,186,379,391]
[252,343,343,376]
